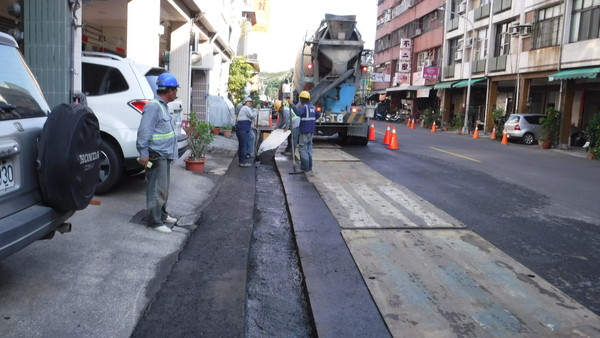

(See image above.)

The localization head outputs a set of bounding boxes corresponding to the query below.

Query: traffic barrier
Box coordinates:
[501,132,509,145]
[491,126,497,139]
[410,119,415,129]
[383,124,391,145]
[387,126,399,150]
[473,125,479,139]
[431,121,437,133]
[368,121,376,141]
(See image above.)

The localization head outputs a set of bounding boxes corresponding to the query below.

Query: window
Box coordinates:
[570,0,600,42]
[532,4,563,49]
[448,38,460,65]
[475,28,488,60]
[494,22,511,56]
[417,52,429,71]
[82,63,129,96]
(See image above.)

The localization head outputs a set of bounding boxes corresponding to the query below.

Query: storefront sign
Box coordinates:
[371,73,391,82]
[422,66,439,80]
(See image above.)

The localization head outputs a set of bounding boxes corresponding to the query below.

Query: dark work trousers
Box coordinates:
[146,157,171,227]
[236,128,249,164]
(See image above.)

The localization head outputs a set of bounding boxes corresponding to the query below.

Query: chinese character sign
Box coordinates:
[253,0,270,32]
[397,38,412,84]
[422,66,439,80]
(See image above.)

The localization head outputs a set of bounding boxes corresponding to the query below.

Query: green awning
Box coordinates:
[433,81,456,89]
[452,78,485,88]
[548,67,600,81]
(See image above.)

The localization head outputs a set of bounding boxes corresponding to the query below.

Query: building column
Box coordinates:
[127,0,160,66]
[25,0,71,107]
[170,21,193,118]
[559,80,575,149]
[516,77,530,114]
[441,90,452,127]
[486,80,498,132]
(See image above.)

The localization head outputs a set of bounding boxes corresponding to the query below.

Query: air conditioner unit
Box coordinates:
[465,37,474,48]
[457,38,464,49]
[457,1,466,14]
[414,28,422,36]
[509,26,520,36]
[521,25,532,36]
[454,51,463,61]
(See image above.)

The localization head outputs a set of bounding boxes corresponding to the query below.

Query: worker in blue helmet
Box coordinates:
[136,72,180,233]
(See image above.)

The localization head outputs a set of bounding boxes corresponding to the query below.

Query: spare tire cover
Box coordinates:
[38,104,101,211]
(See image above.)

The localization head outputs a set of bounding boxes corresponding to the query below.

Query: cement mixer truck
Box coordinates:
[293,14,374,145]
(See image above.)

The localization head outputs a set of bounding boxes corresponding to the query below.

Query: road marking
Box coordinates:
[431,147,481,162]
[309,149,465,229]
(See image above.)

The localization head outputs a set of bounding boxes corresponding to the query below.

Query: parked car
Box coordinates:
[0,32,100,260]
[503,113,545,145]
[81,52,187,194]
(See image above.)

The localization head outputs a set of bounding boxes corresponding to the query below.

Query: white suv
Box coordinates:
[81,52,187,193]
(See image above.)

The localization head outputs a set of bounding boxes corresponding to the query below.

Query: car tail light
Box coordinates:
[350,106,362,113]
[514,124,521,130]
[316,106,322,112]
[128,99,151,113]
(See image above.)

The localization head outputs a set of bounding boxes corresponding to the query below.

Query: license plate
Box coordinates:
[0,158,15,192]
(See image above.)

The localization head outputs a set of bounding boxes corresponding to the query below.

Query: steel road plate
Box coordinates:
[342,229,600,337]
[308,150,465,229]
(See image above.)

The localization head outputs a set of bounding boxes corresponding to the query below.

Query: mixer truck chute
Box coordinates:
[293,14,374,145]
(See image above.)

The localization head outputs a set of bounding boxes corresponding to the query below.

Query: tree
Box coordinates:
[228,57,255,105]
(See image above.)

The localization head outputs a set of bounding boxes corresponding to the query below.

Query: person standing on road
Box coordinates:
[136,72,179,234]
[236,97,256,167]
[291,91,320,172]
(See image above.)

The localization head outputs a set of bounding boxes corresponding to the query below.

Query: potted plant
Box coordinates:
[184,112,215,172]
[539,107,560,149]
[211,125,221,135]
[586,112,600,159]
[222,123,233,138]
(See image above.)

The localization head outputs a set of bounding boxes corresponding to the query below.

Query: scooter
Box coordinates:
[385,111,403,122]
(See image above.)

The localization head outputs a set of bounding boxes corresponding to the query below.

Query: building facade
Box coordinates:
[440,0,600,147]
[374,0,600,147]
[373,0,446,119]
[0,0,256,120]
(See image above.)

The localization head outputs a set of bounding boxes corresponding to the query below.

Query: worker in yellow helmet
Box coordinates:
[290,91,320,172]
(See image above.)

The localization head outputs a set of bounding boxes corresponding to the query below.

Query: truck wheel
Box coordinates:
[95,140,123,194]
[37,104,101,211]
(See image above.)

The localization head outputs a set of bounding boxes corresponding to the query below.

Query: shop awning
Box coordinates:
[548,67,600,81]
[452,78,485,88]
[387,85,430,92]
[433,81,457,89]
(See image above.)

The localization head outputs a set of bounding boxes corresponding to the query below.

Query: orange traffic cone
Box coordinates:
[431,121,437,133]
[491,126,497,139]
[387,126,399,150]
[473,125,479,139]
[383,124,391,145]
[269,113,273,127]
[407,117,411,127]
[368,121,376,141]
[410,119,415,129]
[501,132,509,145]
